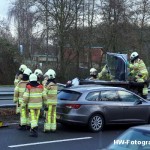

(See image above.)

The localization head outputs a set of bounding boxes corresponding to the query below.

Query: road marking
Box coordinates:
[8,123,18,125]
[8,137,92,148]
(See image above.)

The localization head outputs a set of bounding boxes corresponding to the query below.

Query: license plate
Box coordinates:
[56,114,60,119]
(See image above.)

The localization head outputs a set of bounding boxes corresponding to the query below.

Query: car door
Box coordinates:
[106,53,128,81]
[118,90,150,123]
[100,90,124,124]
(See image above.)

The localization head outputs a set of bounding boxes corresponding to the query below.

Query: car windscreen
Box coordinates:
[58,90,81,101]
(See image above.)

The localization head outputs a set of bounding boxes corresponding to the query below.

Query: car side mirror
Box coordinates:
[134,99,142,105]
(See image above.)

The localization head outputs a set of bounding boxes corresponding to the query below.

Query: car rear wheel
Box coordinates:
[88,114,104,132]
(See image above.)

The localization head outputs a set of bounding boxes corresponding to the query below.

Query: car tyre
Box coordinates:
[88,114,104,132]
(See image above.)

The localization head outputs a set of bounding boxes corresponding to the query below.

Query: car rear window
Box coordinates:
[58,90,81,101]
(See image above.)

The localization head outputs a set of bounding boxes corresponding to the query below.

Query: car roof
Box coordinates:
[64,84,125,93]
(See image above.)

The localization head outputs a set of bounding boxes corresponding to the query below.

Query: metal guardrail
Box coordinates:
[0,104,15,108]
[0,87,14,107]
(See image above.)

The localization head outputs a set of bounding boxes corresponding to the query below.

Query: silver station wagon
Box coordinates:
[56,85,150,132]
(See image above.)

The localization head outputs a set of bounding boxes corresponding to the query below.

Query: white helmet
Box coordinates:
[19,64,27,72]
[34,69,43,76]
[29,73,37,82]
[23,68,32,76]
[47,69,56,79]
[130,52,139,61]
[90,68,97,75]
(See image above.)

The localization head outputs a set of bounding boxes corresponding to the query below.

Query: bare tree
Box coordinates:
[132,0,150,56]
[0,18,18,84]
[34,0,83,80]
[8,0,36,60]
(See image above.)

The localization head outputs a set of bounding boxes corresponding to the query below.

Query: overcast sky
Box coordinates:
[0,0,15,36]
[0,0,11,19]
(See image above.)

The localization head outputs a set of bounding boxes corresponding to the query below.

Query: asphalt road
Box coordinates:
[0,123,129,150]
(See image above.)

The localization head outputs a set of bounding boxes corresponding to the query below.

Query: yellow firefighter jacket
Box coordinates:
[97,65,112,80]
[44,82,57,105]
[129,59,148,81]
[13,80,29,104]
[23,84,47,109]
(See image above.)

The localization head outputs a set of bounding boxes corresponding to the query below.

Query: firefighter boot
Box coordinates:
[26,125,31,130]
[18,125,27,130]
[30,127,38,137]
[34,127,38,137]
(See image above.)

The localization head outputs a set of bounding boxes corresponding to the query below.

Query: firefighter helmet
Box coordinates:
[47,69,56,79]
[34,69,43,76]
[19,64,27,72]
[29,73,37,82]
[130,52,139,61]
[23,68,32,76]
[90,68,97,75]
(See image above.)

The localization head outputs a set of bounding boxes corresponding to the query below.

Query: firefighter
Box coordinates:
[128,52,149,98]
[97,65,112,80]
[14,64,27,87]
[44,69,58,133]
[34,69,43,84]
[13,68,32,129]
[22,73,47,137]
[89,68,98,80]
[13,63,27,122]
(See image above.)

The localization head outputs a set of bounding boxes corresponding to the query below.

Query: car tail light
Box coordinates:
[65,104,81,109]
